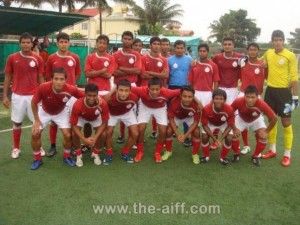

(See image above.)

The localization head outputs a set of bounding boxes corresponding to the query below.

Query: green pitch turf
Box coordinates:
[0,105,300,225]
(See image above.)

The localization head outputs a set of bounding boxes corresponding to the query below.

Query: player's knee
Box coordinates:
[130,128,139,139]
[193,127,200,138]
[32,132,41,140]
[225,135,232,144]
[202,133,209,143]
[166,126,173,137]
[63,131,72,140]
[256,129,267,140]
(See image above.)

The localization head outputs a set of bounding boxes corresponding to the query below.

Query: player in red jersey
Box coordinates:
[162,86,201,164]
[201,89,239,165]
[45,32,82,157]
[30,68,84,170]
[238,43,267,155]
[85,35,115,96]
[212,37,242,104]
[3,32,45,159]
[231,85,277,166]
[70,83,109,167]
[113,31,142,144]
[132,77,181,163]
[103,79,139,165]
[189,43,219,106]
[141,37,169,139]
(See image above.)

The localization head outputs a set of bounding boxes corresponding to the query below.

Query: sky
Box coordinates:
[133,0,300,42]
[13,0,300,42]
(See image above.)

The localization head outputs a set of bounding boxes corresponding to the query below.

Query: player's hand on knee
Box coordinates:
[177,134,186,143]
[84,137,95,147]
[32,121,41,136]
[233,128,241,138]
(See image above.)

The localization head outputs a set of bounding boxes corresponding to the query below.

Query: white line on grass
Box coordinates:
[0,125,32,133]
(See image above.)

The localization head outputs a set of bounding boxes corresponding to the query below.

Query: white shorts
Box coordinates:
[195,90,212,106]
[98,90,110,96]
[108,109,137,127]
[219,87,239,104]
[76,117,102,128]
[235,114,266,132]
[11,93,34,123]
[39,106,70,129]
[202,122,232,134]
[137,101,168,126]
[66,96,77,114]
[174,117,195,127]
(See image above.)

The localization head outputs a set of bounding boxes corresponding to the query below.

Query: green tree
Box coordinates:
[289,28,300,49]
[209,9,260,48]
[133,0,184,35]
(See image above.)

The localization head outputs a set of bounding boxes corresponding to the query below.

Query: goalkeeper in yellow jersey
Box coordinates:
[262,30,298,167]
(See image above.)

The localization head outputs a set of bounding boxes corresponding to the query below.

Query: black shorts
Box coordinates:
[264,86,292,118]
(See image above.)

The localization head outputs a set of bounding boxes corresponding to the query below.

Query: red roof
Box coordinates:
[75,8,99,17]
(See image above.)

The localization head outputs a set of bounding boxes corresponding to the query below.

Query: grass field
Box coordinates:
[0,104,300,225]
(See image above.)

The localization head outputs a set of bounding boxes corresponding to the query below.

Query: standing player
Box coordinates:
[30,68,84,170]
[189,43,220,106]
[113,31,142,144]
[45,32,81,157]
[3,32,44,159]
[262,30,298,167]
[85,35,115,96]
[103,79,139,164]
[141,36,169,139]
[163,86,201,164]
[70,83,109,167]
[132,77,181,163]
[238,43,267,155]
[212,37,242,104]
[231,85,277,166]
[201,89,237,165]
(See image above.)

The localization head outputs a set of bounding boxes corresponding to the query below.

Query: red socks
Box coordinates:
[152,118,157,133]
[137,143,144,153]
[12,128,21,149]
[75,149,82,156]
[106,148,113,156]
[192,139,200,155]
[253,140,266,157]
[155,142,164,154]
[220,143,231,159]
[201,143,210,158]
[33,151,42,161]
[165,138,173,152]
[121,146,130,154]
[63,149,71,158]
[120,122,125,138]
[49,123,58,145]
[242,130,249,146]
[231,139,240,155]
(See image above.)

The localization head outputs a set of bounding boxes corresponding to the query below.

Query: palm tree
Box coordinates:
[132,0,184,35]
[79,0,135,35]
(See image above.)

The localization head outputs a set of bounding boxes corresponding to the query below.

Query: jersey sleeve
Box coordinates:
[167,100,176,119]
[212,62,220,82]
[4,55,13,74]
[100,98,110,122]
[164,88,181,99]
[32,85,43,104]
[230,98,239,111]
[188,66,195,84]
[227,107,235,127]
[75,55,81,77]
[134,52,142,70]
[69,100,81,126]
[84,54,93,74]
[162,57,169,75]
[108,55,116,75]
[130,86,144,97]
[45,56,53,81]
[71,86,85,99]
[37,55,45,77]
[289,53,298,82]
[260,100,276,120]
[201,108,209,126]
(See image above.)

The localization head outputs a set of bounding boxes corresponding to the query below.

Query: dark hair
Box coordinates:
[85,83,99,93]
[181,85,195,95]
[150,36,161,45]
[160,38,170,44]
[121,31,134,39]
[174,40,186,48]
[244,85,258,96]
[271,30,285,41]
[222,37,234,44]
[56,32,70,42]
[52,67,67,78]
[117,79,131,88]
[212,89,227,100]
[19,32,33,43]
[96,35,109,44]
[247,42,260,50]
[198,43,209,52]
[148,77,162,87]
[133,38,143,45]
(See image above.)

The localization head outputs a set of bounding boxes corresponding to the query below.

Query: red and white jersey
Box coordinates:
[32,81,84,115]
[201,103,235,127]
[168,96,200,121]
[113,49,142,84]
[189,59,220,91]
[140,54,169,86]
[212,52,242,88]
[231,97,275,123]
[131,86,180,108]
[85,52,115,91]
[5,51,44,95]
[46,51,81,85]
[240,59,266,94]
[107,92,138,116]
[70,97,109,125]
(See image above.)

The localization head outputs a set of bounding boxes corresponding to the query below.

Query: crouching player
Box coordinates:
[231,85,277,166]
[163,86,201,164]
[132,77,181,163]
[104,79,139,164]
[201,89,238,165]
[70,83,109,167]
[30,68,84,170]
